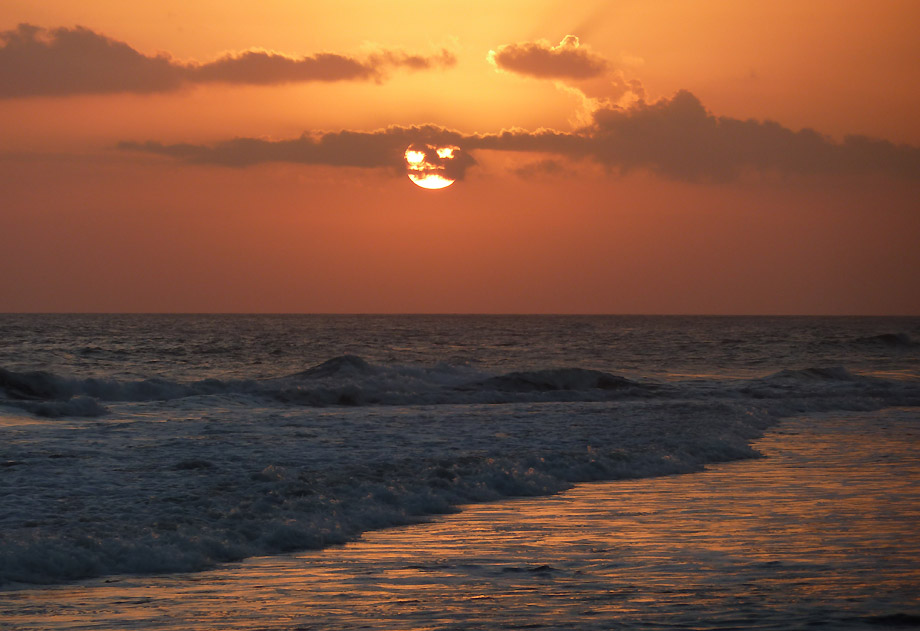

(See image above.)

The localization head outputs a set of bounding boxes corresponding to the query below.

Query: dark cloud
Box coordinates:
[190,49,456,85]
[120,90,920,183]
[488,35,608,80]
[513,159,572,179]
[119,124,581,183]
[486,34,917,180]
[0,23,456,98]
[471,91,920,181]
[119,125,477,179]
[0,24,181,96]
[585,90,920,181]
[121,125,463,166]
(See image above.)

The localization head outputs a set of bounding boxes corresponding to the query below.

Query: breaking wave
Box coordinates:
[0,396,771,586]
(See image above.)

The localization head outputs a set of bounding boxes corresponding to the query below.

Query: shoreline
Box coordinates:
[2,408,917,629]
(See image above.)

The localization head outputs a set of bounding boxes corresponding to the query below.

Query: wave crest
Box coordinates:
[470,368,638,392]
[765,366,858,381]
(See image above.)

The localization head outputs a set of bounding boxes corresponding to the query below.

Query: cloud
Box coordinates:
[0,23,456,98]
[0,24,181,96]
[472,91,920,182]
[585,90,920,181]
[120,90,920,183]
[190,48,456,85]
[482,36,918,180]
[488,35,644,118]
[513,159,573,179]
[119,125,478,179]
[488,35,608,80]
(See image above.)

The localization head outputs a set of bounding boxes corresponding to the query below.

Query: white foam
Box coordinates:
[0,397,772,586]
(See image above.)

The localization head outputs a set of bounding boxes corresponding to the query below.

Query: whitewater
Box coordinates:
[0,314,918,627]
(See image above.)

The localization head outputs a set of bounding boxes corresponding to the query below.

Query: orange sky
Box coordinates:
[1,0,918,314]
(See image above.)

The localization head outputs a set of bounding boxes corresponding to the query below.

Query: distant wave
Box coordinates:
[3,395,109,418]
[287,354,376,379]
[764,366,859,381]
[0,357,653,416]
[3,357,920,419]
[468,368,639,393]
[0,366,251,416]
[724,365,920,419]
[852,332,918,348]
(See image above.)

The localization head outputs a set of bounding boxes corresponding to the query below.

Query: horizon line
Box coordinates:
[1,312,918,318]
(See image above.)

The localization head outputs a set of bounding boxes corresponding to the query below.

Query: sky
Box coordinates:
[1,0,918,314]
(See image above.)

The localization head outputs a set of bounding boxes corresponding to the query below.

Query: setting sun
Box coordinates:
[404,144,460,189]
[408,173,455,189]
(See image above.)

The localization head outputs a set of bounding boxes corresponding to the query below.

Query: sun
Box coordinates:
[405,144,459,190]
[409,173,455,189]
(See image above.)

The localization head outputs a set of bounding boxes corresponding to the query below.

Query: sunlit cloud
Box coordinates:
[488,35,608,80]
[0,23,457,98]
[489,35,645,122]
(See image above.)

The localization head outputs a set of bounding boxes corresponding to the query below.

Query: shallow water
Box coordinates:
[3,407,917,630]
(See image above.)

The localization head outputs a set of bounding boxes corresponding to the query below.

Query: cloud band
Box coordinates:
[120,90,920,182]
[0,23,456,98]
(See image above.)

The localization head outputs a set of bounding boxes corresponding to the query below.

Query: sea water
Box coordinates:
[1,315,918,628]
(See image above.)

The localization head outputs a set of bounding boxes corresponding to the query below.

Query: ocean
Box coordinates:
[1,314,918,629]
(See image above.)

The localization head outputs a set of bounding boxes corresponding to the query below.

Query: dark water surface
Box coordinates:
[2,314,919,381]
